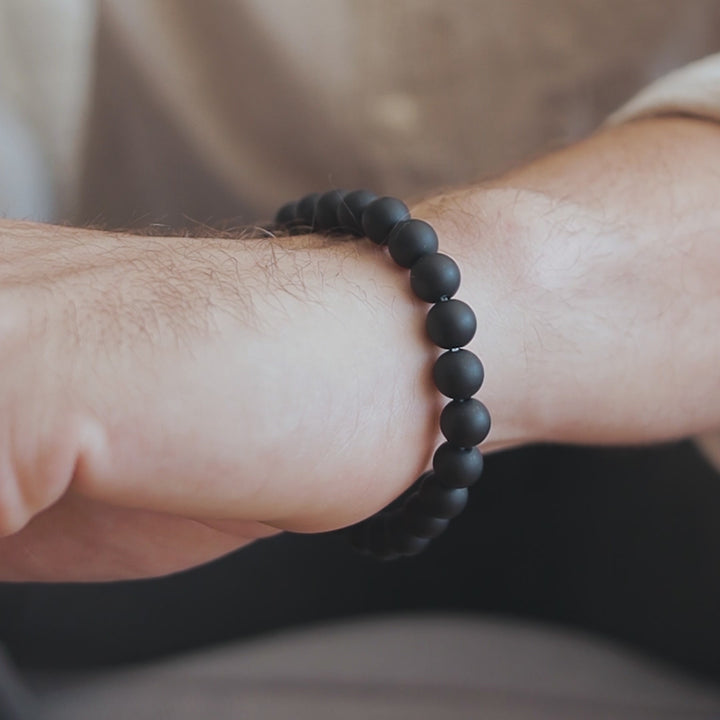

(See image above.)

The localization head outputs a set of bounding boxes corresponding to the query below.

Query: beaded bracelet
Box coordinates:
[275,189,490,560]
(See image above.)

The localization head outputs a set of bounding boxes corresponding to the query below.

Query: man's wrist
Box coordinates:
[420,117,720,449]
[411,187,558,451]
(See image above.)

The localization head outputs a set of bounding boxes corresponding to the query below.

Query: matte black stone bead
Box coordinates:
[275,201,298,226]
[360,516,383,556]
[336,189,377,235]
[348,520,372,554]
[432,443,484,488]
[367,515,399,560]
[433,349,484,399]
[410,253,461,303]
[440,399,491,447]
[426,299,477,349]
[403,500,450,539]
[407,513,450,540]
[387,219,439,268]
[392,528,432,556]
[315,189,347,232]
[383,510,428,557]
[296,192,321,229]
[416,473,469,519]
[361,196,410,245]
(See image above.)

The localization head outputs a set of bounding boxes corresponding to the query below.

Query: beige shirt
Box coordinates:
[3,0,720,219]
[77,0,720,225]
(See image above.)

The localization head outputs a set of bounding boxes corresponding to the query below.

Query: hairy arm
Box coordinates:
[0,116,718,581]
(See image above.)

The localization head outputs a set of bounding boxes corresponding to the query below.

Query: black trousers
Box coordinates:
[1,441,718,681]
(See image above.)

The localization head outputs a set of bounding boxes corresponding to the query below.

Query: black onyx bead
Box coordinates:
[426,299,477,349]
[390,513,432,554]
[361,197,410,245]
[367,515,399,561]
[416,474,469,519]
[336,190,377,235]
[403,503,450,539]
[275,201,297,226]
[315,189,347,232]
[348,520,372,554]
[432,443,484,488]
[433,349,484,399]
[410,253,461,303]
[296,192,321,229]
[440,399,491,447]
[385,511,430,556]
[387,219,439,268]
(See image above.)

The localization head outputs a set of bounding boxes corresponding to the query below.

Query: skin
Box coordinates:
[0,116,718,581]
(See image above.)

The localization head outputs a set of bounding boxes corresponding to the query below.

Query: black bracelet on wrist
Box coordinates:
[274,189,490,560]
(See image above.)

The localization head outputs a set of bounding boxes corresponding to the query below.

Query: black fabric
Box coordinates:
[0,442,719,683]
[0,647,36,720]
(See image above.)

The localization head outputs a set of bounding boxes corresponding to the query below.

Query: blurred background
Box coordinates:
[1,0,720,704]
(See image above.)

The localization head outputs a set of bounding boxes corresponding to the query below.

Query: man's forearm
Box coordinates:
[0,218,511,540]
[0,115,719,580]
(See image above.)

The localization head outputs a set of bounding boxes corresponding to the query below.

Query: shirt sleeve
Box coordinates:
[607,52,720,126]
[607,52,720,473]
